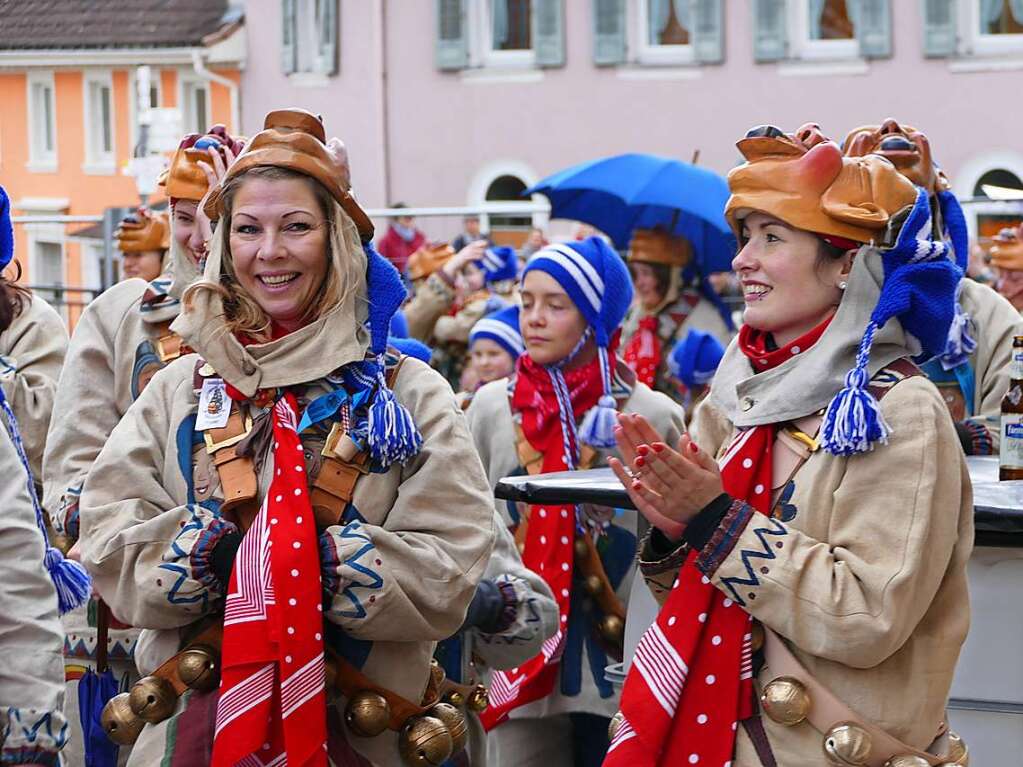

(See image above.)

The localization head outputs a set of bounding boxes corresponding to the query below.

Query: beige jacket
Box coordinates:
[953,277,1022,451]
[79,209,496,766]
[0,293,67,480]
[642,250,973,766]
[466,376,685,721]
[405,272,456,342]
[0,418,67,764]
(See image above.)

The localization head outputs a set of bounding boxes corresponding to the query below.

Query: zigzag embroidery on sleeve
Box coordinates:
[718,516,788,608]
[332,521,384,620]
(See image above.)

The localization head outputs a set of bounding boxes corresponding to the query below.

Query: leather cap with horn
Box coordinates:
[725,123,918,245]
[161,125,245,203]
[627,228,692,268]
[202,108,374,242]
[990,225,1023,271]
[408,243,455,281]
[116,209,170,253]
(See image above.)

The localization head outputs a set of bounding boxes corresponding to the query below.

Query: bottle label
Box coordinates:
[1000,415,1023,470]
[1011,350,1023,381]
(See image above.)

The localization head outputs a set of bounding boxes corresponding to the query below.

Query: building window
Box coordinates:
[476,0,536,66]
[180,78,210,134]
[637,0,696,65]
[31,239,65,311]
[282,0,339,76]
[969,0,1023,54]
[84,71,115,172]
[793,0,859,59]
[27,72,57,170]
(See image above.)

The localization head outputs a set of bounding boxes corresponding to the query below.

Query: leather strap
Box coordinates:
[763,628,949,766]
[206,408,259,531]
[153,320,191,363]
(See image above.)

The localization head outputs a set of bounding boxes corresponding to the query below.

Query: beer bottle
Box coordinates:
[999,335,1023,480]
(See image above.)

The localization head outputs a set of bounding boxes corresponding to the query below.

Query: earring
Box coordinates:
[838,281,848,291]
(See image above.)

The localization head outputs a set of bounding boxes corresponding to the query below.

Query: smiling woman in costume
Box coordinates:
[77,109,495,767]
[602,126,972,767]
[844,118,1023,456]
[466,237,685,766]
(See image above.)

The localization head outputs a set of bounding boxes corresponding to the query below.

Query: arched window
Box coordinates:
[972,169,1023,240]
[485,174,530,229]
[973,168,1023,199]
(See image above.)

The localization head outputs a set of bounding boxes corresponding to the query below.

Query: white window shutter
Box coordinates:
[593,0,626,65]
[436,0,468,70]
[922,0,957,57]
[535,0,566,67]
[316,0,339,75]
[281,0,297,74]
[692,0,724,63]
[753,0,787,62]
[854,0,892,58]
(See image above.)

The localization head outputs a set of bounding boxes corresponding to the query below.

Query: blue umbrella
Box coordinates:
[525,153,737,274]
[80,601,120,766]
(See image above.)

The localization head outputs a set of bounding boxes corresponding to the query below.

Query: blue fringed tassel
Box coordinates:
[45,546,92,614]
[940,296,977,370]
[578,394,618,449]
[367,359,422,468]
[820,323,891,456]
[578,346,618,449]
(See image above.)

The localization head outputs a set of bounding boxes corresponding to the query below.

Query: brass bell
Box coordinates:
[760,676,810,726]
[430,702,468,753]
[599,614,625,646]
[344,690,391,738]
[128,675,178,724]
[467,685,489,713]
[608,711,625,741]
[398,715,453,767]
[444,690,465,707]
[750,621,765,653]
[884,756,930,767]
[574,538,589,562]
[101,692,145,746]
[946,731,968,766]
[176,645,219,692]
[430,660,445,689]
[823,722,872,766]
[583,574,604,597]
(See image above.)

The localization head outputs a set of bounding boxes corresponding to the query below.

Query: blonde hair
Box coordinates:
[184,165,366,342]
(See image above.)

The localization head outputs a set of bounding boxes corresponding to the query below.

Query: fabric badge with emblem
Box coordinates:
[196,378,232,431]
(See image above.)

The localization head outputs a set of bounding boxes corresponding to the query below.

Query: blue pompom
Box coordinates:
[193,136,222,151]
[367,366,422,468]
[820,366,891,456]
[578,394,618,449]
[939,299,977,370]
[45,546,91,615]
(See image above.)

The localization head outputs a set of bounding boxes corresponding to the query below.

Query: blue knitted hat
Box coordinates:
[522,237,633,447]
[934,189,976,369]
[478,246,518,284]
[668,329,725,388]
[469,305,524,360]
[388,335,432,363]
[363,243,422,467]
[821,188,962,456]
[0,185,13,271]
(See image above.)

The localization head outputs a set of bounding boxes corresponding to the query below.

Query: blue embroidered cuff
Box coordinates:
[189,515,240,594]
[695,500,756,579]
[957,419,993,456]
[0,745,60,767]
[319,530,342,598]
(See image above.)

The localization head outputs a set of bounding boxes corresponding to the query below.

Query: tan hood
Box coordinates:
[709,246,920,426]
[172,202,370,396]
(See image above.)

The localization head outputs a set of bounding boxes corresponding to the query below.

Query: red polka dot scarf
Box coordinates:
[211,393,328,767]
[604,320,829,766]
[623,316,661,387]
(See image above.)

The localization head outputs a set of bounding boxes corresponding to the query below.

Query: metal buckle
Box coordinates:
[157,333,183,363]
[203,412,254,454]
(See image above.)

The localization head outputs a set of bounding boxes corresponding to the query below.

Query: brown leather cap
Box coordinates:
[203,108,374,242]
[408,243,455,281]
[116,209,170,253]
[725,127,918,244]
[627,228,691,268]
[161,125,245,202]
[990,226,1023,271]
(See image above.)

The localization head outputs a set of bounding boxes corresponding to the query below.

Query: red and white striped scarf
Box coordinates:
[211,394,328,767]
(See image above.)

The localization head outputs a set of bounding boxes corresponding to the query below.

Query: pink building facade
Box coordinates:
[241,1,1023,244]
